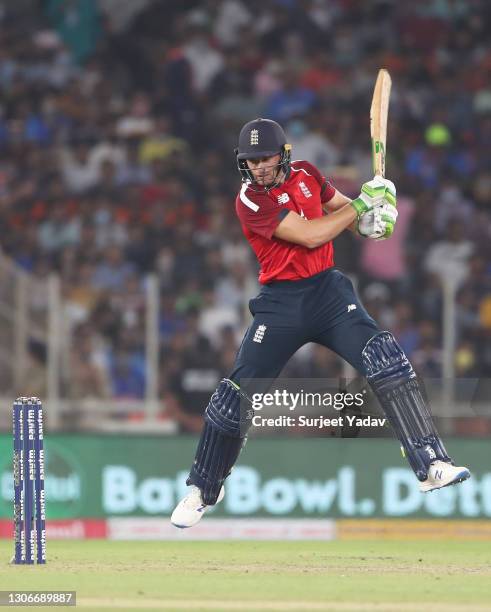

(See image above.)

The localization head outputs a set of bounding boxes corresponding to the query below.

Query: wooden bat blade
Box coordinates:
[370,69,392,177]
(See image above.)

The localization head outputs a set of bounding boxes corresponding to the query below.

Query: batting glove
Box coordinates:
[357,201,398,240]
[350,176,397,217]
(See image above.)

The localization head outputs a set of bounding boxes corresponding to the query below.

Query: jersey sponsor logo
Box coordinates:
[347,304,357,313]
[250,129,259,145]
[277,193,290,205]
[299,181,312,198]
[253,324,267,343]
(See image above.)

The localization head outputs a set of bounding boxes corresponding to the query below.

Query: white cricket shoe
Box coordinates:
[171,485,224,528]
[419,460,470,493]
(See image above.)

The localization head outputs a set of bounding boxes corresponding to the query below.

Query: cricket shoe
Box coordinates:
[419,460,470,493]
[171,485,224,528]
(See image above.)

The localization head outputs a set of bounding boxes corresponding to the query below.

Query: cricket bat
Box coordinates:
[370,69,392,177]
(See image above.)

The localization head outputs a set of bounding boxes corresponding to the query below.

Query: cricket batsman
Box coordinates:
[171,118,470,528]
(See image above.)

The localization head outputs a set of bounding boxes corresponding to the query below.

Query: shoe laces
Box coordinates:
[182,487,205,509]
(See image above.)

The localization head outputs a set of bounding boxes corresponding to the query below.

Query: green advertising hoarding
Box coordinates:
[0,435,490,519]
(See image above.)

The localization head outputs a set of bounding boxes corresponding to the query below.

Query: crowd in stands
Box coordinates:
[0,0,490,431]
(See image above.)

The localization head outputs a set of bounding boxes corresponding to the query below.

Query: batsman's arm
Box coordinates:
[322,189,352,212]
[274,178,396,248]
[274,205,357,249]
[322,178,397,235]
[322,189,358,233]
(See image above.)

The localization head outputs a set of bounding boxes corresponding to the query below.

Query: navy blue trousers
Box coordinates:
[229,268,380,389]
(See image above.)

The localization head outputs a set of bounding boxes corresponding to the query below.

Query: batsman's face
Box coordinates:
[246,154,282,186]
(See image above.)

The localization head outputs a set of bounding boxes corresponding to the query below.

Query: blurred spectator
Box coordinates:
[424,218,474,288]
[198,289,241,349]
[92,246,135,291]
[265,68,316,123]
[391,301,421,358]
[45,0,102,65]
[411,321,443,377]
[434,180,475,234]
[287,117,339,171]
[362,283,395,331]
[68,330,111,399]
[213,0,251,48]
[109,347,145,398]
[182,23,225,94]
[60,140,99,193]
[38,202,81,253]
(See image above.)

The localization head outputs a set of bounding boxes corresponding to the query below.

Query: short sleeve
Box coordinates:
[236,185,288,240]
[297,160,336,203]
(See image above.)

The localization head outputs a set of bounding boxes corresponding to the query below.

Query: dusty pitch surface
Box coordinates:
[1,540,490,611]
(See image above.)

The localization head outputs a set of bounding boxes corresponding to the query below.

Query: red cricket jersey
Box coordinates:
[235,160,336,284]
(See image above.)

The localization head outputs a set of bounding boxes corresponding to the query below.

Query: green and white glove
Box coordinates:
[350,176,397,217]
[358,202,398,240]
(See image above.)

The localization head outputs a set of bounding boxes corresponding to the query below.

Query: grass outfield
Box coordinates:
[0,540,490,611]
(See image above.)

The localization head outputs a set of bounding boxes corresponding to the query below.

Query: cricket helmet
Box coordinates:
[235,118,292,189]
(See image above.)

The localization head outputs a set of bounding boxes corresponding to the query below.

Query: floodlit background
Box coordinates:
[0,0,490,538]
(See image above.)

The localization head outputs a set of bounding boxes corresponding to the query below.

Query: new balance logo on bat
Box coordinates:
[253,325,267,343]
